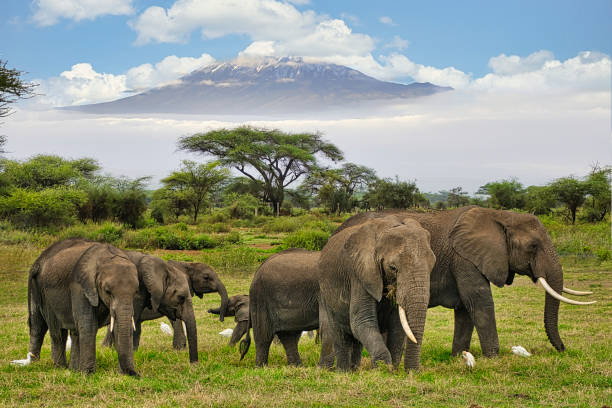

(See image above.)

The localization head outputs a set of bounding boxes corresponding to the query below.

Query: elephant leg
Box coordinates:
[277,331,302,366]
[69,330,80,370]
[28,307,47,361]
[350,341,363,370]
[451,307,474,356]
[101,325,114,348]
[457,273,499,357]
[72,296,98,374]
[133,321,142,351]
[318,312,335,369]
[349,286,391,367]
[384,310,406,369]
[333,331,354,371]
[171,319,187,350]
[49,327,68,368]
[254,335,273,367]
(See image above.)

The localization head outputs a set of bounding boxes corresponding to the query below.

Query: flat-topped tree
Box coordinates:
[178,126,343,214]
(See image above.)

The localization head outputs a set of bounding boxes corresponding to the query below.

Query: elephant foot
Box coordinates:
[122,368,140,377]
[172,342,186,350]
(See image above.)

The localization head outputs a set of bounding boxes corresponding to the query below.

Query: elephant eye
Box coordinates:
[389,264,398,272]
[528,242,538,252]
[178,295,186,304]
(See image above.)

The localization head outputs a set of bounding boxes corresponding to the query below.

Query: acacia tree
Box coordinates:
[477,179,525,209]
[161,160,229,223]
[549,176,587,224]
[178,127,343,215]
[301,163,376,213]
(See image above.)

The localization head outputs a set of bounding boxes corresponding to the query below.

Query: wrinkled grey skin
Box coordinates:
[319,216,435,371]
[336,206,568,357]
[209,294,250,347]
[238,249,334,367]
[103,257,227,352]
[27,239,140,376]
[102,252,199,364]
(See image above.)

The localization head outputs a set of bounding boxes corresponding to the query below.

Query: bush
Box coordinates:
[95,222,124,244]
[0,187,86,228]
[262,217,300,233]
[282,228,330,251]
[212,222,231,233]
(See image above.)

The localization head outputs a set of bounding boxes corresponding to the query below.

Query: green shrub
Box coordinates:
[262,217,300,233]
[282,228,330,251]
[95,222,124,244]
[212,222,231,233]
[0,187,86,228]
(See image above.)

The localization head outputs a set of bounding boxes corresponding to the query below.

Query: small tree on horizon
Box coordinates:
[549,176,588,224]
[161,160,229,223]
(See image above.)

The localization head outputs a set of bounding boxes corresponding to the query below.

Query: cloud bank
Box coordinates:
[32,0,134,26]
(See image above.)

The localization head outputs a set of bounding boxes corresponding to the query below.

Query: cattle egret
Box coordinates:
[11,352,34,366]
[512,345,532,357]
[160,322,173,335]
[219,328,233,337]
[461,351,475,368]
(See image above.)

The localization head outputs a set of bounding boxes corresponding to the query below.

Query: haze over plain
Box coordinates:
[2,0,611,192]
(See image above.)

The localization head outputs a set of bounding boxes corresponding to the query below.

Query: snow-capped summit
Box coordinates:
[69,56,451,115]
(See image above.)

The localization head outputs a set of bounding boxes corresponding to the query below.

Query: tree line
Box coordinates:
[0,126,609,229]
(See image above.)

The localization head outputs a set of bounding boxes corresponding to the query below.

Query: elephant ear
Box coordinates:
[235,296,250,322]
[73,244,105,307]
[345,221,388,302]
[450,207,509,288]
[139,256,167,312]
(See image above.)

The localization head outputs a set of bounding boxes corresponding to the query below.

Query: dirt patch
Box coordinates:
[248,243,274,250]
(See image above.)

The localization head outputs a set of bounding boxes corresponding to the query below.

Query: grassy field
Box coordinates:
[0,217,610,407]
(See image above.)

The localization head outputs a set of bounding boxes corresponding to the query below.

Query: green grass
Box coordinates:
[0,216,610,407]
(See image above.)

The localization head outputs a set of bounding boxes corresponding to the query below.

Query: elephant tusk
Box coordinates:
[562,287,593,296]
[398,306,417,344]
[110,316,115,333]
[132,316,136,331]
[537,278,596,305]
[182,320,187,338]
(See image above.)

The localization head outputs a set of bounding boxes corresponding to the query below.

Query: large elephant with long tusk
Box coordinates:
[319,216,436,371]
[335,206,595,358]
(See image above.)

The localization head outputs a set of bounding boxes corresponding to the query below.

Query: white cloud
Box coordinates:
[379,16,396,26]
[130,0,374,59]
[384,35,410,50]
[126,53,216,91]
[32,0,134,26]
[35,53,216,106]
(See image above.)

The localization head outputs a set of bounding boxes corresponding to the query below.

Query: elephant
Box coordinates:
[335,206,595,358]
[27,239,141,376]
[208,294,249,347]
[238,249,334,367]
[101,251,199,364]
[102,257,227,352]
[319,216,436,371]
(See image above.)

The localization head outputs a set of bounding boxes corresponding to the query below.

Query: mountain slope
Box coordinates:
[67,57,452,115]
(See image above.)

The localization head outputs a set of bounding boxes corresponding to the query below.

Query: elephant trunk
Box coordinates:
[397,258,431,371]
[182,300,199,363]
[217,281,229,323]
[114,304,138,376]
[534,242,565,352]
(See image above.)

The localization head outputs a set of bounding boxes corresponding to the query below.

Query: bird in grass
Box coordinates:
[511,345,531,357]
[461,351,475,368]
[160,322,173,335]
[11,352,34,366]
[219,328,233,337]
[66,336,71,351]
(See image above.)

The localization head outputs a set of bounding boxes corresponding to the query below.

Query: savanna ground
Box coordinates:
[0,215,610,407]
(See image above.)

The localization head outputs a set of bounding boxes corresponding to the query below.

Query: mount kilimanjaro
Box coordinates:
[67,57,452,115]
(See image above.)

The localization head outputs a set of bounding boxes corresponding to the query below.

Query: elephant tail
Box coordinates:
[239,318,252,361]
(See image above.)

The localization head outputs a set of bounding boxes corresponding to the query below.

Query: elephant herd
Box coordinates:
[22,206,595,376]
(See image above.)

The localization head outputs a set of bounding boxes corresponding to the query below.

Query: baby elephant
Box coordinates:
[240,249,333,367]
[209,294,249,347]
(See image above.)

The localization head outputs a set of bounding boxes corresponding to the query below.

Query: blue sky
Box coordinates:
[3,0,611,82]
[1,1,611,193]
